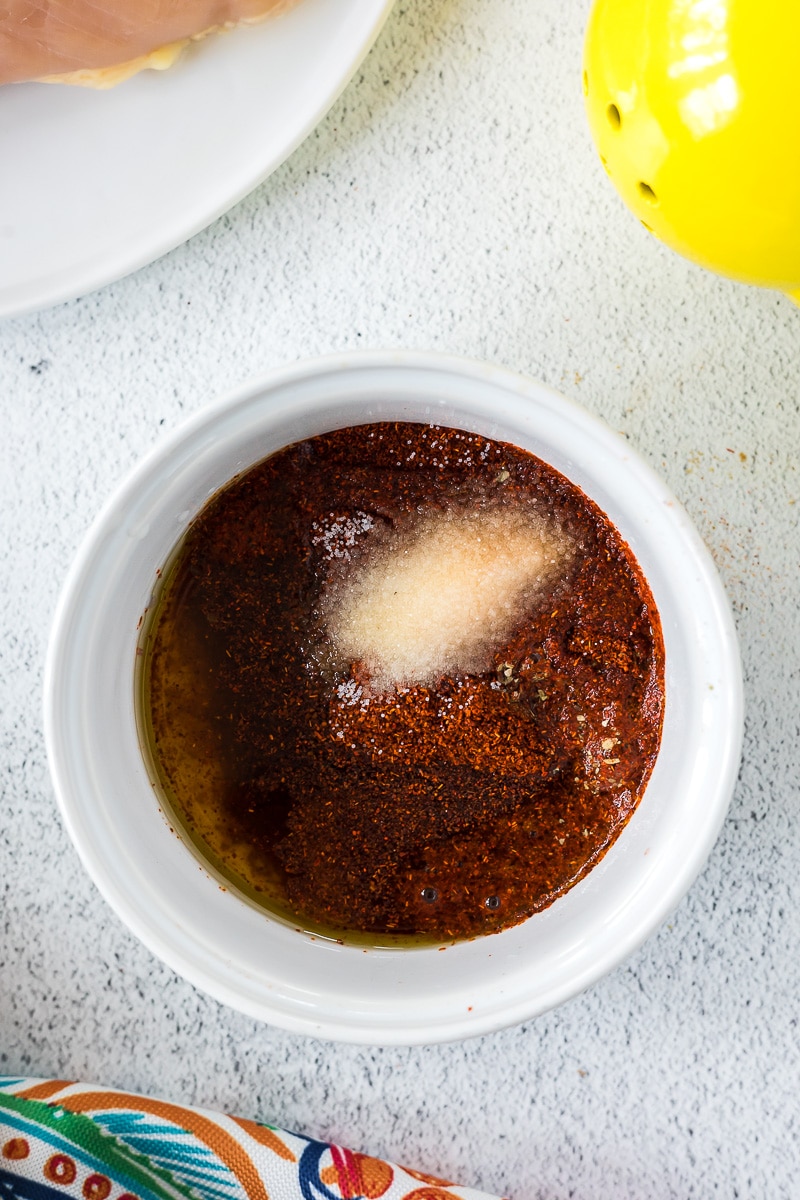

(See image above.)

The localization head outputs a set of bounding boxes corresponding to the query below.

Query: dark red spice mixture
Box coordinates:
[145,422,665,942]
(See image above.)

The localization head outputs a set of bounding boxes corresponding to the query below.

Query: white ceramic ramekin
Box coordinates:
[44,352,743,1045]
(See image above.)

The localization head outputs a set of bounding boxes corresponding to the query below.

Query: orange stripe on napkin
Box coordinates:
[59,1091,270,1200]
[231,1116,296,1162]
[15,1081,73,1101]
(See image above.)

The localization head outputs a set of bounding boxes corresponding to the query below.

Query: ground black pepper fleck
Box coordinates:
[144,422,665,942]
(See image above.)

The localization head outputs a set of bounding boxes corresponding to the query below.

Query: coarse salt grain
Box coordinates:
[323,505,570,689]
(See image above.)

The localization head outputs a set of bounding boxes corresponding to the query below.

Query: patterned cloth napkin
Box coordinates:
[0,1079,501,1200]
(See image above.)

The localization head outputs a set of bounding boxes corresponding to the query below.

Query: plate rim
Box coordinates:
[0,0,395,319]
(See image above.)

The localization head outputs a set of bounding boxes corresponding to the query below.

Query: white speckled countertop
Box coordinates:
[1,1,799,1196]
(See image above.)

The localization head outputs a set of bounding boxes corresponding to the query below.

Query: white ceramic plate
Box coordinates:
[45,352,744,1044]
[0,0,394,318]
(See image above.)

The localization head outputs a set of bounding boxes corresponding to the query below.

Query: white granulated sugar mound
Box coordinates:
[326,506,569,689]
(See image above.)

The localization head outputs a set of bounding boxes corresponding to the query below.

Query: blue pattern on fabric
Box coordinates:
[90,1109,242,1200]
[0,1167,76,1200]
[0,1110,126,1182]
[0,1108,185,1200]
[298,1141,346,1200]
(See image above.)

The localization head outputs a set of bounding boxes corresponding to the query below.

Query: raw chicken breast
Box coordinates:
[0,0,296,86]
